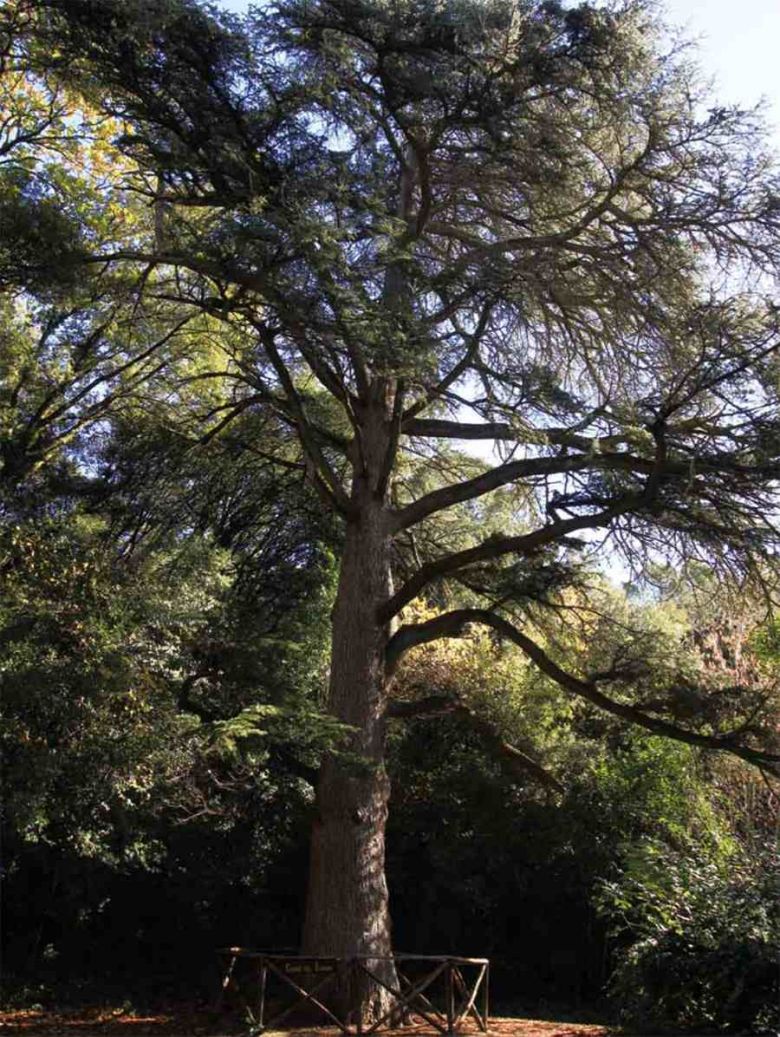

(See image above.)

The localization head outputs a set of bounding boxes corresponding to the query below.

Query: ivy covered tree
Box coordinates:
[10,0,780,1015]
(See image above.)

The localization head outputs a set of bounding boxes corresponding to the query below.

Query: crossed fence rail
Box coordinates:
[217,950,489,1036]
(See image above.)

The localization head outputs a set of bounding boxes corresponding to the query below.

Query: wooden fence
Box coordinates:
[217,950,489,1035]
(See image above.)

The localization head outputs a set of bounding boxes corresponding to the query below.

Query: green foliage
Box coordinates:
[601,839,779,1033]
[2,0,780,1017]
[0,166,84,290]
[0,458,338,987]
[586,736,715,846]
[208,703,351,762]
[1,514,219,862]
[581,736,779,1032]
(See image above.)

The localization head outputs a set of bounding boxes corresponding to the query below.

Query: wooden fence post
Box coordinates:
[446,960,455,1036]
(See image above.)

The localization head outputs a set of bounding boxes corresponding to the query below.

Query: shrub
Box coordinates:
[601,839,779,1033]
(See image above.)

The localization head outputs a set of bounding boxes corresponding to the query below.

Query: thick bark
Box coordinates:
[302,411,398,1019]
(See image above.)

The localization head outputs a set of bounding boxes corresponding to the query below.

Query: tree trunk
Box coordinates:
[302,443,398,1020]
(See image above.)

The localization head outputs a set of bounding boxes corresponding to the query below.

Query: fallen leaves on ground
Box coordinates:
[0,1008,613,1037]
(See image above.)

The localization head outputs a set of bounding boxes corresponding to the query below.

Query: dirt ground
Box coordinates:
[0,1008,613,1037]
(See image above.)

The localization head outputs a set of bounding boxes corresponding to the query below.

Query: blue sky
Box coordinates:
[664,0,780,144]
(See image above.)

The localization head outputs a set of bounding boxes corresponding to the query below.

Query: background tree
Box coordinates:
[11,0,780,1016]
[0,417,342,995]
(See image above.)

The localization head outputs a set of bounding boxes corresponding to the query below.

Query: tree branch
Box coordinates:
[258,328,355,518]
[386,694,563,793]
[405,418,627,451]
[381,498,641,621]
[391,433,780,532]
[390,447,669,530]
[386,609,780,774]
[402,301,493,422]
[83,250,273,294]
[376,378,405,499]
